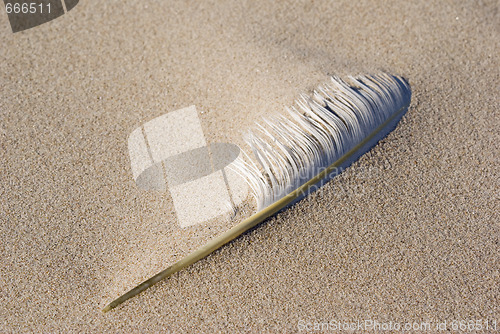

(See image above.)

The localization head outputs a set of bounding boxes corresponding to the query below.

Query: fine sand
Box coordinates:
[1,0,498,332]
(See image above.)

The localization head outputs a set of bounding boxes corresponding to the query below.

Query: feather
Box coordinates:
[103,72,411,312]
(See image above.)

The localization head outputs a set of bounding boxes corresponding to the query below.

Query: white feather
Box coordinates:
[232,73,411,210]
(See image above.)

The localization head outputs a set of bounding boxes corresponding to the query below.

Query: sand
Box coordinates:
[0,0,498,332]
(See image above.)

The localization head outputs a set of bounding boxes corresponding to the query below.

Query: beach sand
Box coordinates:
[0,0,498,331]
